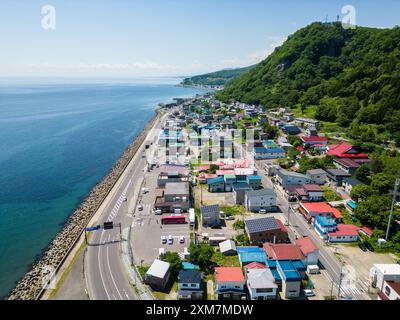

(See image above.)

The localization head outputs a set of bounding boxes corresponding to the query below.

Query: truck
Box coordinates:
[307,265,320,274]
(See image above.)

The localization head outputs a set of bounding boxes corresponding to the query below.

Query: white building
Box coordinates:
[370,264,400,291]
[377,280,400,300]
[245,189,277,213]
[219,239,237,256]
[246,268,278,300]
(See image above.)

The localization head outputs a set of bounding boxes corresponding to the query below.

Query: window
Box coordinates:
[190,283,197,288]
[182,284,188,287]
[234,286,241,289]
[385,286,391,296]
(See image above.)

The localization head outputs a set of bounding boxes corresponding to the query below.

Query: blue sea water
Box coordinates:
[0,78,207,297]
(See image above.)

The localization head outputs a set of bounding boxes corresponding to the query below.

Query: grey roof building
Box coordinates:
[145,259,171,290]
[201,204,221,227]
[245,217,280,234]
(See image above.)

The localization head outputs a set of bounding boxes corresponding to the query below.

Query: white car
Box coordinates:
[161,236,167,244]
[168,235,173,245]
[179,236,185,244]
[303,289,315,297]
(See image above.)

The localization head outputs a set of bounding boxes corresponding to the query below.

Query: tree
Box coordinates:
[354,195,392,230]
[188,244,215,273]
[371,173,395,194]
[161,252,182,277]
[355,165,371,184]
[350,185,377,201]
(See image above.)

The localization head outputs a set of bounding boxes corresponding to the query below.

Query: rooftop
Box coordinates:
[334,158,361,168]
[178,269,203,284]
[302,184,323,192]
[245,217,281,234]
[245,188,275,198]
[201,204,220,215]
[215,267,245,283]
[328,224,359,237]
[277,260,301,281]
[264,243,305,261]
[146,259,170,279]
[164,182,189,195]
[246,269,278,289]
[300,202,342,219]
[372,264,400,275]
[306,168,327,175]
[326,168,352,177]
[244,262,267,270]
[295,237,318,255]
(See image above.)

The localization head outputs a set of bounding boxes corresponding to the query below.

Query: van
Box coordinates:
[307,265,320,274]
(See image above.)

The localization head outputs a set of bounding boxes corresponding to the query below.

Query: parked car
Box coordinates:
[168,235,173,245]
[303,289,315,297]
[154,209,162,215]
[259,209,267,214]
[137,204,144,211]
[179,236,185,244]
[225,216,235,221]
[358,242,368,252]
[161,236,167,244]
[364,242,375,252]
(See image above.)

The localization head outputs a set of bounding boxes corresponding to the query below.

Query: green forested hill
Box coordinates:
[217,22,400,146]
[181,65,255,87]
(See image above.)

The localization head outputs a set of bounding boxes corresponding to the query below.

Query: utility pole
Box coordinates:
[338,267,344,298]
[385,178,400,241]
[286,205,291,226]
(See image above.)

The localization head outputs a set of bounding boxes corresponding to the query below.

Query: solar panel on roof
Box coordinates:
[245,217,280,233]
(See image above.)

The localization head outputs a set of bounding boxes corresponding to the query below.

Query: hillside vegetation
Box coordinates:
[217,22,400,147]
[181,65,255,87]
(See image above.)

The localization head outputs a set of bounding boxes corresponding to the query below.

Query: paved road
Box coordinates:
[85,112,167,300]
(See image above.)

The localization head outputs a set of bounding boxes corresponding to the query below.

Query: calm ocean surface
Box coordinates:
[0,78,206,297]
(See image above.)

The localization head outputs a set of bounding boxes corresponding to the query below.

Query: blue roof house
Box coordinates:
[246,175,262,190]
[237,247,268,267]
[277,260,302,299]
[207,176,225,193]
[313,215,337,240]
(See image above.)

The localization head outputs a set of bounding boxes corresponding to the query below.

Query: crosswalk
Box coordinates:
[107,178,132,222]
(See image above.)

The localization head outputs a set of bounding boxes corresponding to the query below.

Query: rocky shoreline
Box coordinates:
[7,110,162,300]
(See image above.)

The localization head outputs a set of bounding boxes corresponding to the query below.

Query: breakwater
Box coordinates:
[7,110,163,300]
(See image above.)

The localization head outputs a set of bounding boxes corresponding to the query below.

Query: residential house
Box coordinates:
[224,174,236,192]
[245,188,277,213]
[237,247,268,267]
[246,175,262,190]
[219,239,237,256]
[253,147,286,160]
[343,177,364,195]
[325,168,352,186]
[154,182,190,213]
[277,260,302,298]
[157,171,189,187]
[313,215,337,240]
[214,267,246,300]
[326,142,368,159]
[207,176,225,193]
[299,202,342,222]
[377,281,400,300]
[295,118,320,130]
[246,268,278,300]
[306,169,328,185]
[232,182,252,205]
[370,264,400,291]
[281,124,301,135]
[276,169,312,189]
[328,224,360,243]
[245,217,289,245]
[300,135,328,147]
[178,270,204,300]
[145,259,171,290]
[333,158,360,175]
[295,237,319,266]
[295,184,324,202]
[201,204,221,227]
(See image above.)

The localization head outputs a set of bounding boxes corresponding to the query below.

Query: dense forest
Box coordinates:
[217,22,400,147]
[181,65,255,87]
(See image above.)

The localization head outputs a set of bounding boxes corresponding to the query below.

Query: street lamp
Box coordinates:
[385,178,400,241]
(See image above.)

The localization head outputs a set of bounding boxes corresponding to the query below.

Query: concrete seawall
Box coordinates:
[7,110,163,300]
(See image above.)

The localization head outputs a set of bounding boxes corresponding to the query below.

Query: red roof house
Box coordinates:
[215,267,245,283]
[328,224,360,242]
[263,243,305,261]
[301,135,328,146]
[326,142,368,159]
[244,262,267,270]
[295,236,319,266]
[299,202,342,221]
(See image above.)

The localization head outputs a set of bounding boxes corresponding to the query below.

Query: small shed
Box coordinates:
[219,239,237,256]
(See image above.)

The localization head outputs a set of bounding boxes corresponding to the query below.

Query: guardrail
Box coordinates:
[30,111,163,300]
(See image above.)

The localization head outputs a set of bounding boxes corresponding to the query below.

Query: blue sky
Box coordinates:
[0,0,399,78]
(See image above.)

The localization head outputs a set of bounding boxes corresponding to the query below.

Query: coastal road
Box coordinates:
[85,112,167,300]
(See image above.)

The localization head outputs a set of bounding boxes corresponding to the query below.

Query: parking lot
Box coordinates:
[130,159,190,265]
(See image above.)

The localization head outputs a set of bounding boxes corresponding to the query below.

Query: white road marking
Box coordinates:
[106,245,124,300]
[97,231,111,300]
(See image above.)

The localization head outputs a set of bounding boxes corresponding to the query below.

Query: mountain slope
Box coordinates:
[217,22,400,145]
[181,65,255,87]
